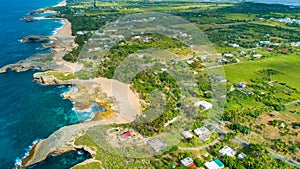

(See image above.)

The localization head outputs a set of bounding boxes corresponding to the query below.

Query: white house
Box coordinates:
[160,68,168,72]
[219,146,237,157]
[194,101,213,110]
[229,43,240,48]
[204,159,224,169]
[181,131,193,139]
[224,53,233,58]
[238,152,247,160]
[186,60,194,64]
[253,54,263,59]
[180,157,196,167]
[193,127,211,137]
[236,82,247,88]
[211,76,227,83]
[204,161,224,169]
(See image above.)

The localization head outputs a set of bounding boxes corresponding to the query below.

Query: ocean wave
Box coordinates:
[71,101,105,122]
[51,19,65,36]
[14,138,42,168]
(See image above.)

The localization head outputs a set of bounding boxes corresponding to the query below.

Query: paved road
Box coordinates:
[178,137,221,151]
[285,100,300,106]
[269,152,300,168]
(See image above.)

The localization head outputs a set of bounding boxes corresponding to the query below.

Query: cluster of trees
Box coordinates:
[228,123,251,135]
[217,2,300,14]
[212,142,297,169]
[270,139,299,154]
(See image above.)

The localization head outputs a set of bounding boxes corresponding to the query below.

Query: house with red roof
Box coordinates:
[119,131,132,141]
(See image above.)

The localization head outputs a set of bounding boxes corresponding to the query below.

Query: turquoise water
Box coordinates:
[0,0,299,168]
[0,0,92,168]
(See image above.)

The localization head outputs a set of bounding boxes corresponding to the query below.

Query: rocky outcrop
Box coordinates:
[0,53,59,73]
[21,120,107,168]
[21,35,50,43]
[22,16,37,22]
[29,10,43,15]
[33,72,73,85]
[42,43,55,49]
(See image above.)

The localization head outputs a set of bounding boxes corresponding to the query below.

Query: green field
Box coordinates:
[224,54,300,90]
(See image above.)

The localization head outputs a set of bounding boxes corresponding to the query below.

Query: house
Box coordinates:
[236,82,247,88]
[186,60,194,65]
[260,41,270,45]
[181,131,193,139]
[291,42,300,47]
[199,134,210,141]
[223,53,233,58]
[238,152,247,160]
[198,55,207,61]
[204,159,224,169]
[229,43,240,48]
[148,138,167,152]
[119,131,132,141]
[193,127,210,136]
[239,50,246,55]
[76,31,84,35]
[216,57,227,63]
[194,101,213,110]
[219,146,237,157]
[253,54,263,59]
[161,68,168,72]
[180,157,196,168]
[136,53,144,58]
[211,76,227,83]
[193,127,211,140]
[133,36,141,40]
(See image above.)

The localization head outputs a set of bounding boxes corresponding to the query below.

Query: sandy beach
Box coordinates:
[54,0,67,7]
[53,18,72,38]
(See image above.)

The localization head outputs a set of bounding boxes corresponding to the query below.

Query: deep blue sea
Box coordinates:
[0,0,91,168]
[0,0,299,169]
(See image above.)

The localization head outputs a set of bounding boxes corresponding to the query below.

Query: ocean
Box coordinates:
[0,0,299,168]
[0,0,91,168]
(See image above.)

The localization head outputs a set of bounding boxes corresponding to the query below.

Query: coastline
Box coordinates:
[12,0,143,168]
[11,0,81,168]
[54,0,67,7]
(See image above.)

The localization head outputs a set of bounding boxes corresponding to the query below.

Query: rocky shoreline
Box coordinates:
[4,1,143,168]
[5,16,141,169]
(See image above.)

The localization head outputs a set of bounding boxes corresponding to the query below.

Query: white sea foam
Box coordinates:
[51,19,65,36]
[14,139,41,168]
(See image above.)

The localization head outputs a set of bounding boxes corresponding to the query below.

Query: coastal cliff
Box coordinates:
[21,35,50,43]
[33,71,73,85]
[21,122,103,168]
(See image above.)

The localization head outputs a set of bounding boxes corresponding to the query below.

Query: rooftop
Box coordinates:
[148,138,167,152]
[181,131,193,139]
[181,157,194,167]
[219,146,237,157]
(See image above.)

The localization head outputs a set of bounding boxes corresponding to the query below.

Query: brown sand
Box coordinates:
[53,18,72,38]
[54,0,67,7]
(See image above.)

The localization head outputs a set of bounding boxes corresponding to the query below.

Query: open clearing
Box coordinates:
[224,54,300,90]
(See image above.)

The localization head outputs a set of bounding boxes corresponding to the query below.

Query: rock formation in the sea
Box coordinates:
[29,10,43,15]
[22,16,37,22]
[21,35,50,43]
[21,121,104,168]
[0,53,61,73]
